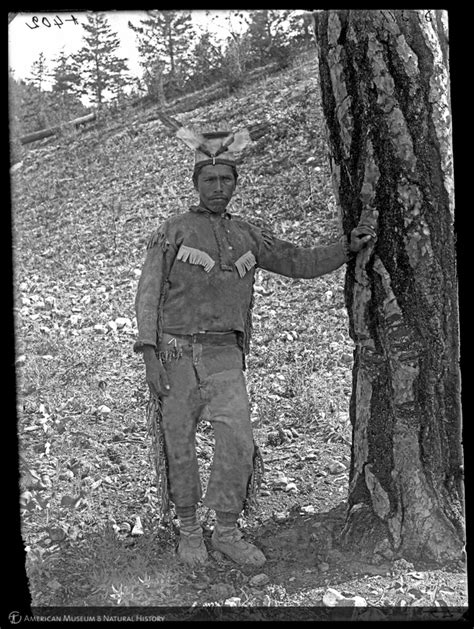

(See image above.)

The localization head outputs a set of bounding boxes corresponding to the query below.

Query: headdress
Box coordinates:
[176,127,251,168]
[153,112,251,175]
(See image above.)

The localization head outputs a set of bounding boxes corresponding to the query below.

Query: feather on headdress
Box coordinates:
[155,112,252,166]
[176,127,251,165]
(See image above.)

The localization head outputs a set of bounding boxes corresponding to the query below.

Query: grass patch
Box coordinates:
[26,525,186,606]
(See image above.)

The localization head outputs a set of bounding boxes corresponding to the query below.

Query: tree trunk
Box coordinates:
[19,113,96,145]
[313,9,463,563]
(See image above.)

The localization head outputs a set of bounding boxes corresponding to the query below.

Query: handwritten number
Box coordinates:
[26,13,77,29]
[26,15,39,29]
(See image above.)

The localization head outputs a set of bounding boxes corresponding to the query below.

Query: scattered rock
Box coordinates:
[60,494,81,508]
[322,588,344,606]
[272,474,289,489]
[319,562,330,573]
[328,461,346,475]
[285,482,298,493]
[250,573,270,587]
[96,405,111,415]
[323,588,367,607]
[273,511,289,523]
[131,516,144,536]
[115,316,132,328]
[337,412,349,424]
[224,597,241,606]
[47,526,67,542]
[10,161,23,174]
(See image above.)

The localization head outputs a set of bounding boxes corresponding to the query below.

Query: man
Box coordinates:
[134,128,375,568]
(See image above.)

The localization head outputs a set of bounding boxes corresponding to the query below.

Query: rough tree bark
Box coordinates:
[313,10,463,563]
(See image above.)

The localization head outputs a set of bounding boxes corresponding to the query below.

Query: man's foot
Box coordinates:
[211,525,266,567]
[177,526,208,566]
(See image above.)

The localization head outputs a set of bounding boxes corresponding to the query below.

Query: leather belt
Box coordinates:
[162,331,238,346]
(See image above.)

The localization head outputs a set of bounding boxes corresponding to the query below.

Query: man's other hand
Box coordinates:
[143,346,171,397]
[349,225,377,253]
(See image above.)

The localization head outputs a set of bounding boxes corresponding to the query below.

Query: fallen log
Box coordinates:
[19,112,96,145]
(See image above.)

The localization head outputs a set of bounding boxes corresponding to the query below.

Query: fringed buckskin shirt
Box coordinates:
[134,205,349,357]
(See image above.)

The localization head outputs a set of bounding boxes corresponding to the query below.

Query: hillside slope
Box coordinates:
[11,50,467,613]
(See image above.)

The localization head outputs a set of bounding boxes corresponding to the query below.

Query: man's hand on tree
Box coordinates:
[349,225,377,252]
[143,346,170,397]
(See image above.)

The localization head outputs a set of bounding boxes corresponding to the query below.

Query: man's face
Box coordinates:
[195,164,236,213]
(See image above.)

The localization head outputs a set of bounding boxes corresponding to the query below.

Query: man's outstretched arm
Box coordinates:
[257,226,376,278]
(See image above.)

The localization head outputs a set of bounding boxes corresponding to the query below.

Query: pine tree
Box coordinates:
[189,29,224,91]
[26,52,51,129]
[314,9,462,563]
[128,10,194,101]
[29,52,49,91]
[246,10,292,68]
[219,11,251,91]
[73,12,130,108]
[50,49,84,120]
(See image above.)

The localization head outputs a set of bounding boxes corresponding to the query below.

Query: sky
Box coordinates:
[8,10,246,85]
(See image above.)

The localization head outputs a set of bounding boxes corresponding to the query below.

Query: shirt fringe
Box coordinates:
[261,227,274,250]
[147,228,170,251]
[235,250,256,278]
[243,442,265,517]
[176,244,215,272]
[146,396,173,524]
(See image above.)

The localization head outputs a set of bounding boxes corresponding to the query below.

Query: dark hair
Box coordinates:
[192,161,238,188]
